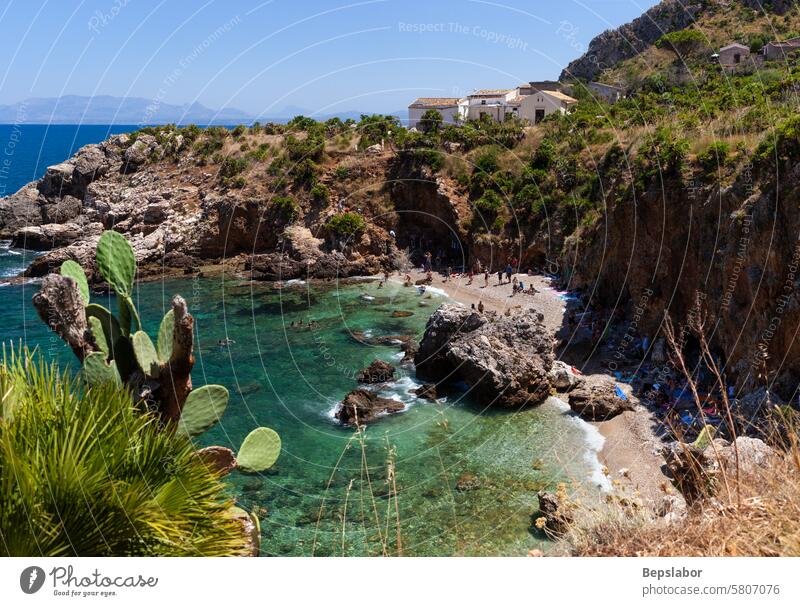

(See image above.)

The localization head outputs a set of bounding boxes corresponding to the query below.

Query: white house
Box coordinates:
[407,98,461,129]
[516,88,578,123]
[459,89,519,122]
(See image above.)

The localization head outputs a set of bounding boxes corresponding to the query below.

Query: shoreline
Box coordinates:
[394,268,671,508]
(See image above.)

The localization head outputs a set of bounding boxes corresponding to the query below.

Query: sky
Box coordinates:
[0,0,661,117]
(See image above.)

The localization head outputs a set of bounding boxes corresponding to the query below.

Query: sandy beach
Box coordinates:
[395,268,670,507]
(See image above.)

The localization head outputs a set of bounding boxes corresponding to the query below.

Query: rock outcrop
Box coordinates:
[415,305,554,407]
[567,377,635,421]
[356,359,396,384]
[334,389,404,426]
[560,1,704,81]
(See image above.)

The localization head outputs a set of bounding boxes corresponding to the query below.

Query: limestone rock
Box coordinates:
[568,377,635,421]
[356,359,396,384]
[334,389,404,426]
[415,305,553,407]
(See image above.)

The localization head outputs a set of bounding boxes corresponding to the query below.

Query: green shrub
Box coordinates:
[0,349,248,556]
[755,114,800,172]
[419,109,443,134]
[218,156,249,185]
[413,148,444,172]
[474,147,499,174]
[696,141,731,175]
[272,195,299,220]
[310,182,330,202]
[656,29,707,55]
[327,211,366,235]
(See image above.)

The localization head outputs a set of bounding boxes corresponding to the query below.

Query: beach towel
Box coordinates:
[615,385,628,401]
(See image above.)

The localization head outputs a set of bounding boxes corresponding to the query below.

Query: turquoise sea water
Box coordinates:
[0,124,606,556]
[0,261,607,555]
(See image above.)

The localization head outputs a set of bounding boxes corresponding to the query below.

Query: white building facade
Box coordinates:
[407,98,461,129]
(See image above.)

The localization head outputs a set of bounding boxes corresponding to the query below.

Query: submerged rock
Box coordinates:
[414,304,554,407]
[455,472,481,492]
[356,359,396,384]
[536,490,573,535]
[334,389,404,426]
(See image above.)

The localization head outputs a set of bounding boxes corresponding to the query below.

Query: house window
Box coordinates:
[481,99,486,105]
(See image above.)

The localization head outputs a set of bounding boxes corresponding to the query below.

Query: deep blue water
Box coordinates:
[0,124,137,197]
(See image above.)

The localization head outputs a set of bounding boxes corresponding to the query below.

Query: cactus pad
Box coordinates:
[177,385,230,437]
[96,230,136,297]
[85,304,121,357]
[60,260,89,305]
[132,331,160,377]
[236,427,281,473]
[157,309,175,363]
[82,352,121,386]
[87,316,109,356]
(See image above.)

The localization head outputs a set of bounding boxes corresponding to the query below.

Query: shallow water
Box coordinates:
[0,273,606,556]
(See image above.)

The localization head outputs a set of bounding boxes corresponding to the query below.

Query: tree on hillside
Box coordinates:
[419,109,443,134]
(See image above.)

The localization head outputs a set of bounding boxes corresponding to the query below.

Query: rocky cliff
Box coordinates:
[559,0,797,82]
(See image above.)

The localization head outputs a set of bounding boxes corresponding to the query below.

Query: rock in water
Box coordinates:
[335,389,404,426]
[567,377,635,421]
[356,359,396,384]
[414,383,438,401]
[414,304,554,407]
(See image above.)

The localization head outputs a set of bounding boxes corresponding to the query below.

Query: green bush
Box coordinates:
[656,29,707,55]
[419,109,443,134]
[0,350,248,556]
[696,141,731,175]
[413,148,444,172]
[272,195,300,220]
[311,182,330,202]
[326,212,366,235]
[755,114,800,172]
[474,147,499,174]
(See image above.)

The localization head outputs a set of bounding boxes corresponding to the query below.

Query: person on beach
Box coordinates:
[467,269,474,285]
[445,266,452,282]
[424,251,432,272]
[404,273,412,286]
[478,300,485,313]
[505,264,513,283]
[426,270,433,283]
[512,276,518,294]
[484,270,489,287]
[497,270,503,285]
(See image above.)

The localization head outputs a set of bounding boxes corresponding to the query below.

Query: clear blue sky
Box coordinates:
[0,0,659,116]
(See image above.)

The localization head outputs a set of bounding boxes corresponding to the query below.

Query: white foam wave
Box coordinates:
[549,396,612,491]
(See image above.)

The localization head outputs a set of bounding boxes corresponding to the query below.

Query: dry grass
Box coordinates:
[567,449,800,556]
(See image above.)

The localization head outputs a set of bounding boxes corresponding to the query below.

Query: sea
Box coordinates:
[0,124,607,556]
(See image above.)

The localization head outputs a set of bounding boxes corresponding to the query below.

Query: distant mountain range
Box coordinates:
[0,95,404,125]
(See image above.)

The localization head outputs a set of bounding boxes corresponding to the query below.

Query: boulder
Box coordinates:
[568,377,634,421]
[39,162,76,197]
[662,441,715,502]
[334,389,404,426]
[41,195,82,223]
[536,490,573,535]
[0,185,44,236]
[415,305,553,407]
[12,223,83,250]
[414,383,438,401]
[548,360,583,392]
[715,436,777,475]
[356,359,396,384]
[143,201,170,224]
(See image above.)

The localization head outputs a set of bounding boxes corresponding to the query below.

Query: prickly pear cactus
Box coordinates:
[236,427,281,473]
[96,230,136,297]
[132,330,160,378]
[156,310,175,363]
[83,352,121,386]
[60,260,89,305]
[177,385,230,437]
